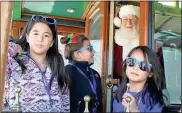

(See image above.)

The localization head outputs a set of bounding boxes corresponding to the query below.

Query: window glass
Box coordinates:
[179,2,181,8]
[158,2,175,7]
[89,10,101,74]
[154,2,181,105]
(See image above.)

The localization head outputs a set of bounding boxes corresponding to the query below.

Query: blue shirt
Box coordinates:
[113,91,163,112]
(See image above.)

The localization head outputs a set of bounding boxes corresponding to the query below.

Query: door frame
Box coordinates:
[85,1,109,112]
[106,1,149,112]
[0,2,13,111]
[140,1,149,46]
[84,1,150,112]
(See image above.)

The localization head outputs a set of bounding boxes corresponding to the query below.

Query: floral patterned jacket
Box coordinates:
[3,42,70,112]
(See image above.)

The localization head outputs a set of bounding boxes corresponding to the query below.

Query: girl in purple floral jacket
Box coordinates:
[3,15,70,112]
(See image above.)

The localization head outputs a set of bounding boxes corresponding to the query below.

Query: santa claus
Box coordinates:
[113,5,140,77]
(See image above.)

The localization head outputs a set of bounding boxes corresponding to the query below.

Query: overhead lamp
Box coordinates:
[67,8,75,13]
[168,29,172,32]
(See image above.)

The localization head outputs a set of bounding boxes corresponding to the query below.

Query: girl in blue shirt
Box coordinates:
[113,46,165,112]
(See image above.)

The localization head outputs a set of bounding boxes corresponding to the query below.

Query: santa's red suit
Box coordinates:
[113,5,140,77]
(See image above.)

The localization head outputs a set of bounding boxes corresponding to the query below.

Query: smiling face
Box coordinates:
[121,14,138,32]
[126,49,152,84]
[26,22,54,55]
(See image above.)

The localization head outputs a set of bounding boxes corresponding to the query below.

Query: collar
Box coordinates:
[70,61,91,73]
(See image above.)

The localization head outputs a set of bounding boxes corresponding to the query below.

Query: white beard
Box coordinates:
[114,26,139,60]
[114,26,139,46]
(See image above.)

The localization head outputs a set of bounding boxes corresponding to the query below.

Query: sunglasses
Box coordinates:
[125,57,152,72]
[31,15,57,29]
[77,45,94,53]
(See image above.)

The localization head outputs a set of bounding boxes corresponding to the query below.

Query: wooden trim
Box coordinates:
[21,1,24,16]
[101,1,109,78]
[0,2,13,111]
[12,21,26,28]
[85,2,101,37]
[81,1,95,20]
[11,21,85,39]
[22,13,85,22]
[140,2,149,46]
[106,1,115,112]
[12,26,19,39]
[85,2,109,112]
[100,2,109,113]
[87,2,101,16]
[57,26,85,34]
[84,15,90,37]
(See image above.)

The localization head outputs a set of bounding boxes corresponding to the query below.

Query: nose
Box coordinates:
[38,35,43,42]
[126,19,132,25]
[133,64,140,71]
[92,49,95,55]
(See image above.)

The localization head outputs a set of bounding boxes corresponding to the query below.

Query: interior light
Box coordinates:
[168,29,172,32]
[67,8,75,13]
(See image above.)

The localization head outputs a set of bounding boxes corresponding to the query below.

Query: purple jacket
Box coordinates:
[3,42,70,112]
[113,90,164,112]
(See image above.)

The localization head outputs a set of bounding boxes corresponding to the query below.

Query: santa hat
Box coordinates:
[113,5,140,28]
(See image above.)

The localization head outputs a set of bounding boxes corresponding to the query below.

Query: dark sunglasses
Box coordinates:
[125,57,152,72]
[31,15,57,29]
[77,45,94,53]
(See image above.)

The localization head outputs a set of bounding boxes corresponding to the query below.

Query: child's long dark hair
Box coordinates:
[14,16,70,90]
[116,46,165,110]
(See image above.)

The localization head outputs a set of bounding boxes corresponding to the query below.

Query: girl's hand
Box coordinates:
[17,44,22,55]
[122,93,140,112]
